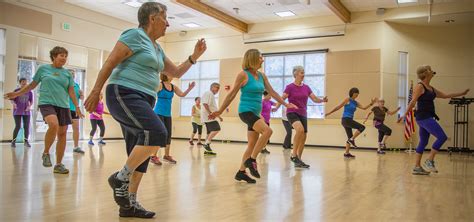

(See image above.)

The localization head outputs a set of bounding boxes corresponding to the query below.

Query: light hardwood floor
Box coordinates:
[1,140,473,221]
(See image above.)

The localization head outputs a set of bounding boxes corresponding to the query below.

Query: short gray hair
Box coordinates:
[210,82,220,89]
[138,2,167,28]
[292,65,304,77]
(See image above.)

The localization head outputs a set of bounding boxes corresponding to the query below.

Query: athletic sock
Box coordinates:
[117,164,132,181]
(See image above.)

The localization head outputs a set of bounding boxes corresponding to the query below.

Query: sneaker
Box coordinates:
[290,156,297,163]
[412,166,431,175]
[197,142,203,146]
[244,158,260,178]
[203,143,213,152]
[292,157,309,168]
[299,159,310,168]
[11,140,16,148]
[235,170,256,184]
[42,153,52,167]
[347,139,358,148]
[53,163,70,174]
[344,153,356,158]
[423,159,438,173]
[204,151,217,156]
[73,147,85,154]
[88,140,94,145]
[108,172,130,208]
[260,148,271,154]
[163,155,177,164]
[150,156,162,165]
[189,140,194,145]
[24,140,31,148]
[119,205,155,218]
[98,140,106,145]
[377,150,386,155]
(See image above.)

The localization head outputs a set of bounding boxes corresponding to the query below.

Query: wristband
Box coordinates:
[188,55,196,64]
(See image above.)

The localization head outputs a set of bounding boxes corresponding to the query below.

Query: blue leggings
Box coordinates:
[416,118,447,154]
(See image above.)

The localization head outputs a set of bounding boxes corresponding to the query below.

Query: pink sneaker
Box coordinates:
[163,155,177,164]
[150,156,162,165]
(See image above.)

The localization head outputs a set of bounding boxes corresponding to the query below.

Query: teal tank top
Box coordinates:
[154,82,174,117]
[238,70,265,116]
[342,98,357,119]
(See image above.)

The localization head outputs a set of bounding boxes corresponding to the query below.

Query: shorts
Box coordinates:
[238,111,261,131]
[39,104,72,126]
[286,112,308,133]
[205,121,221,134]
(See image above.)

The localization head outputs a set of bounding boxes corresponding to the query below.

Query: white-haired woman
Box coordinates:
[84,2,206,218]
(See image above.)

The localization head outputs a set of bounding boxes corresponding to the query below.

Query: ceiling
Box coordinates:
[388,12,474,26]
[64,0,472,33]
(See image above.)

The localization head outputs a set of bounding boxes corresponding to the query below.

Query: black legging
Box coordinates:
[192,122,202,135]
[341,117,365,139]
[375,121,392,143]
[90,119,105,137]
[282,120,292,148]
[13,115,30,141]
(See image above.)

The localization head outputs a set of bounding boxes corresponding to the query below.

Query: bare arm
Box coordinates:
[84,41,133,112]
[363,111,373,124]
[357,98,375,110]
[162,39,207,79]
[174,82,195,97]
[4,82,38,99]
[326,98,349,117]
[398,84,423,122]
[79,89,84,100]
[273,93,288,110]
[262,73,291,107]
[387,107,401,115]
[309,93,328,103]
[434,88,469,99]
[215,72,246,115]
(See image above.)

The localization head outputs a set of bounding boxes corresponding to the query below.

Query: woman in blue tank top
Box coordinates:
[326,87,375,158]
[209,49,297,184]
[399,65,469,175]
[150,74,195,165]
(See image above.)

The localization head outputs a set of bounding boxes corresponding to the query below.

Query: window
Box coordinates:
[263,52,326,119]
[398,52,408,116]
[0,29,5,108]
[180,60,220,116]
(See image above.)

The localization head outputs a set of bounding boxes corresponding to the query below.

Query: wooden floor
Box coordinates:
[1,139,473,221]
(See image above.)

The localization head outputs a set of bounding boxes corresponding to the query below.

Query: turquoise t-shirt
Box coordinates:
[32,64,74,109]
[108,28,165,97]
[342,98,357,119]
[69,82,80,111]
[238,70,265,116]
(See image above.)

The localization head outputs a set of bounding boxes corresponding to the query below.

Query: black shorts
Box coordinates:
[286,112,308,133]
[39,104,72,126]
[205,121,221,134]
[239,111,260,131]
[70,110,79,120]
[192,122,203,134]
[158,115,172,145]
[107,84,168,173]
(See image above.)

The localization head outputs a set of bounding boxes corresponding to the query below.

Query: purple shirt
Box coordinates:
[284,83,313,117]
[261,100,274,124]
[12,88,33,116]
[90,101,104,120]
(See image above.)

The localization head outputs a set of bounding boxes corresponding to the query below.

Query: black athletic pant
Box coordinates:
[282,120,292,148]
[375,121,392,143]
[90,119,105,137]
[13,115,30,141]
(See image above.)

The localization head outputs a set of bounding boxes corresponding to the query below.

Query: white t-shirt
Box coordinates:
[201,90,218,123]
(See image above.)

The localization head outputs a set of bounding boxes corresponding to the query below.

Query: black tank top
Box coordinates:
[415,83,438,121]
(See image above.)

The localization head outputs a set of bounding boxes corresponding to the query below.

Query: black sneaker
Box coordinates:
[299,159,310,168]
[244,158,260,178]
[24,140,31,148]
[346,139,358,148]
[119,205,155,218]
[344,153,356,158]
[203,143,213,152]
[293,157,309,168]
[11,140,15,148]
[290,156,297,163]
[235,170,256,184]
[204,151,217,156]
[108,172,130,208]
[260,148,270,154]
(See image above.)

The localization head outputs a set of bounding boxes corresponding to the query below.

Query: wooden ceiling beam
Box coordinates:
[174,0,248,33]
[323,0,351,23]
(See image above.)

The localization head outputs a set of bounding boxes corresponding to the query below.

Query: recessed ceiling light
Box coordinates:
[122,0,142,8]
[275,11,296,17]
[182,22,201,28]
[266,2,274,6]
[397,0,417,3]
